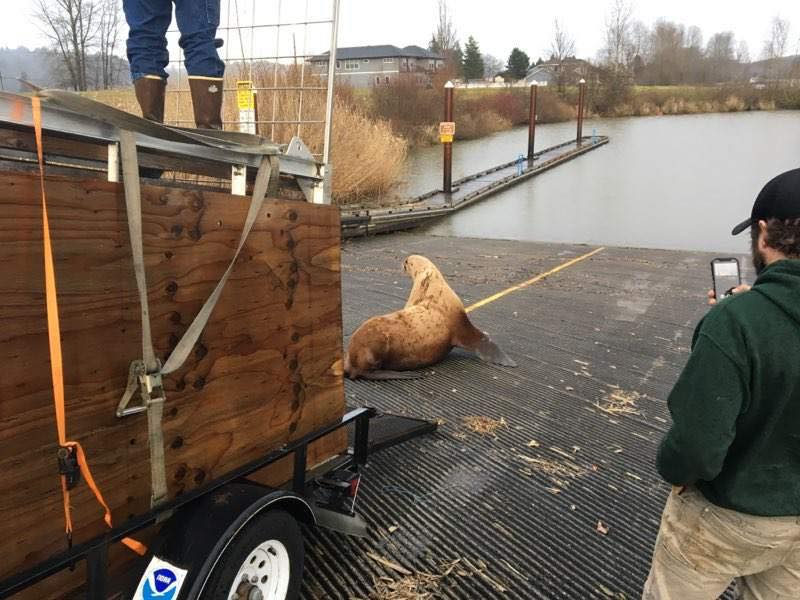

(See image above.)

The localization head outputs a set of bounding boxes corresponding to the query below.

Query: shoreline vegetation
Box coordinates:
[88,72,800,205]
[368,81,800,146]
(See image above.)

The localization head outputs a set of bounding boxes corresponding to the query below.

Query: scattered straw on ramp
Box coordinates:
[463,416,508,437]
[366,559,459,599]
[366,557,508,599]
[595,389,641,415]
[518,453,586,490]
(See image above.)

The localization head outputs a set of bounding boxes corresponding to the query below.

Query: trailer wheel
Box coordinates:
[201,509,303,600]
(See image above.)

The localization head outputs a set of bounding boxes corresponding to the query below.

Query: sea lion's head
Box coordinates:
[403,255,436,278]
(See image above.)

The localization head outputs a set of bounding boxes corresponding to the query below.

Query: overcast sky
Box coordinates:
[3,0,800,65]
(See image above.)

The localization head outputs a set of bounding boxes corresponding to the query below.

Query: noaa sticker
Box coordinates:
[134,556,188,600]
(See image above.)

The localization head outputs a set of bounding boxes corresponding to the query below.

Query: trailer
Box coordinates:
[0,91,435,600]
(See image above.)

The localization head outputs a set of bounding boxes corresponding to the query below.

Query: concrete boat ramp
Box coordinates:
[302,233,738,600]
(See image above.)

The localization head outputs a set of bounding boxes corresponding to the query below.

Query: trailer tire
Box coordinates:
[200,509,304,600]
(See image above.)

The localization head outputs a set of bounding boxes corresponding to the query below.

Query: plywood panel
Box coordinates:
[0,170,345,593]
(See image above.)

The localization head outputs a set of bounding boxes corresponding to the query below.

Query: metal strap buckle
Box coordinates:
[116,359,166,418]
[57,445,81,490]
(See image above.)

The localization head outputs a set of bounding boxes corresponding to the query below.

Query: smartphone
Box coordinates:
[711,258,742,301]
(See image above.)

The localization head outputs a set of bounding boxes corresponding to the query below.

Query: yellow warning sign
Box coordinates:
[439,134,454,143]
[237,80,255,110]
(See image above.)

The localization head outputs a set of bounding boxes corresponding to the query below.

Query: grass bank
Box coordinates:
[367,80,574,146]
[588,84,800,117]
[366,81,800,147]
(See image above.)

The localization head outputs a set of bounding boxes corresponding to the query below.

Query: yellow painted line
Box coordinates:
[465,247,606,313]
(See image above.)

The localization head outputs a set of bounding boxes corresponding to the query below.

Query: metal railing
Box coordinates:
[164,0,340,163]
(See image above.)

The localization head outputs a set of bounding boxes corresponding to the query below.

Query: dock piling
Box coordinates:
[527,81,538,163]
[443,81,454,195]
[577,78,586,145]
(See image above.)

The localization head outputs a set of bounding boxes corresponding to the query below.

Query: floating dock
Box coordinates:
[341,136,609,238]
[301,232,738,599]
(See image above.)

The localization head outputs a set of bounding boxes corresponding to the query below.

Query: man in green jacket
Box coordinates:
[643,168,800,599]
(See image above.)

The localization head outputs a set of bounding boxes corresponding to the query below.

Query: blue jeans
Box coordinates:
[123,0,225,81]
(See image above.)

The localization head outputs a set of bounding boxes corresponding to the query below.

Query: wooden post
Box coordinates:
[253,90,259,136]
[443,81,454,194]
[577,78,586,145]
[527,81,538,163]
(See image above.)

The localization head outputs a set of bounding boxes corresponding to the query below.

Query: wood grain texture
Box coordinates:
[0,170,345,594]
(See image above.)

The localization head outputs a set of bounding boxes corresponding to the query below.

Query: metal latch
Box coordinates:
[116,359,166,418]
[57,446,81,490]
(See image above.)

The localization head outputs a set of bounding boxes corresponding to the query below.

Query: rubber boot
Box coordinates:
[133,76,167,179]
[188,77,224,130]
[134,76,166,123]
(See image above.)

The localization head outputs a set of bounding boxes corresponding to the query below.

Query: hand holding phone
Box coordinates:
[710,258,744,304]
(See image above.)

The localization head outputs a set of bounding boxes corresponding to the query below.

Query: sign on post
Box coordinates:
[439,121,455,143]
[236,80,256,135]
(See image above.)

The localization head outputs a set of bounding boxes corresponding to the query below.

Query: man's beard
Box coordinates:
[752,238,767,275]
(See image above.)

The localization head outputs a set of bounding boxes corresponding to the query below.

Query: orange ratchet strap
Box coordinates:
[31,96,146,557]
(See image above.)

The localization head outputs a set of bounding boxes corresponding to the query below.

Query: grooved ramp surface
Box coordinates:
[302,233,743,600]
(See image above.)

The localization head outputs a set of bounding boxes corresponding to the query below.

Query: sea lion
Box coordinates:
[344,255,517,380]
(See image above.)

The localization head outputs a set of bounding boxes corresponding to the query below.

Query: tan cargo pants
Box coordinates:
[643,487,800,599]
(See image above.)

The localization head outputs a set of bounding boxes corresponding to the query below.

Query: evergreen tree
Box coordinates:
[451,40,464,79]
[462,36,484,80]
[506,47,531,80]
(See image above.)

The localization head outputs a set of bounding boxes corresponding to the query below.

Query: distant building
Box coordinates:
[310,45,445,88]
[525,58,590,86]
[524,65,555,86]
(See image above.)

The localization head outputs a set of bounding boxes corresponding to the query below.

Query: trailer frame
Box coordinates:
[0,407,380,599]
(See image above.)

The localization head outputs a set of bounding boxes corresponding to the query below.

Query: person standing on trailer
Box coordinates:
[123,0,225,129]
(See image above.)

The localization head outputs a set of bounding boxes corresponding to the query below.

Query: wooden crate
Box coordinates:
[0,169,345,595]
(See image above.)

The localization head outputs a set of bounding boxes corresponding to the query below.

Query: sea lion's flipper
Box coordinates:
[452,314,517,368]
[474,336,517,367]
[361,370,427,381]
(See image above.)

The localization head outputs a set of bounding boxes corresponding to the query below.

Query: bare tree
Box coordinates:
[97,0,121,89]
[482,54,504,79]
[549,19,577,94]
[629,21,650,59]
[643,19,685,85]
[685,25,703,50]
[682,25,706,83]
[431,0,458,52]
[429,0,461,75]
[602,0,633,69]
[706,31,736,82]
[34,0,98,91]
[550,18,576,63]
[736,40,750,64]
[762,15,790,60]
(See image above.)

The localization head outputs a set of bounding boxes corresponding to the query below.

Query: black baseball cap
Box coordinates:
[732,168,800,235]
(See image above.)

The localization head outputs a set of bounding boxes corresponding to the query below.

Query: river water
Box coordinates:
[396,111,800,254]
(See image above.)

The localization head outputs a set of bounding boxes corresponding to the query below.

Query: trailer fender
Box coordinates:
[150,482,313,599]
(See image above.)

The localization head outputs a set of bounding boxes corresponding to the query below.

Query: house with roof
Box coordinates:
[310,45,445,88]
[525,58,590,86]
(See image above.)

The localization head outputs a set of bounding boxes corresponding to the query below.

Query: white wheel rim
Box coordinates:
[228,539,291,600]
